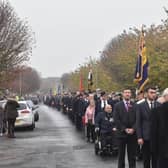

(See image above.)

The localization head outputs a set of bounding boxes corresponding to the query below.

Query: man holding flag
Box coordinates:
[135,28,160,168]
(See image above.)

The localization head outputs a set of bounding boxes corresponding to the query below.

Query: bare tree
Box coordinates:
[10,66,41,95]
[0,1,35,86]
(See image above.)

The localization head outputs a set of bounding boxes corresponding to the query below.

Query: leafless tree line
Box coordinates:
[0,1,35,86]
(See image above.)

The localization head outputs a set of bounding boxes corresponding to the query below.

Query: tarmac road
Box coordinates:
[0,105,143,168]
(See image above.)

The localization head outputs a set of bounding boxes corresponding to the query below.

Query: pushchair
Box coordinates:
[94,129,118,156]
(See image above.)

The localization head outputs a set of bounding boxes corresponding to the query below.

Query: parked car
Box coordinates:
[15,101,35,130]
[26,100,39,122]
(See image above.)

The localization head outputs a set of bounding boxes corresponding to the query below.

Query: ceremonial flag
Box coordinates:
[88,69,93,91]
[134,29,149,92]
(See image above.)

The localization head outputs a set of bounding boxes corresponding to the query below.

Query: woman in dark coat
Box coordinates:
[4,98,19,138]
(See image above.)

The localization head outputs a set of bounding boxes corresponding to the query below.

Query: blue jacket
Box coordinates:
[95,111,115,134]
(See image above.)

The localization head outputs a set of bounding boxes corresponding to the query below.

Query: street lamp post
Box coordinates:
[96,62,98,89]
[95,51,102,89]
[19,71,22,97]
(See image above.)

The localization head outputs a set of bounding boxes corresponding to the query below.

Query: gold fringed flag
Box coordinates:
[134,29,149,92]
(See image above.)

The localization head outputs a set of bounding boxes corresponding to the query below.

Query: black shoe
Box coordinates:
[136,156,142,161]
[7,134,11,138]
[10,134,16,138]
[7,134,13,138]
[87,138,90,142]
[91,139,95,143]
[11,135,16,138]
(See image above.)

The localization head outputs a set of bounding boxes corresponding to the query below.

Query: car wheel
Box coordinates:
[34,112,39,122]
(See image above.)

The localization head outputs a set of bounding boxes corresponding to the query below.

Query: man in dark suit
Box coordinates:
[95,91,109,117]
[114,89,136,168]
[136,87,160,168]
[135,91,145,161]
[151,88,168,168]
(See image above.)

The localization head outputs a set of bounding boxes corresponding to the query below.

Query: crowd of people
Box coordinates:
[44,86,168,168]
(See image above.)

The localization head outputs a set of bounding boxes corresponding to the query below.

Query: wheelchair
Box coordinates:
[94,129,118,156]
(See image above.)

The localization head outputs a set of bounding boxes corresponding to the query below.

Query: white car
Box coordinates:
[26,100,39,122]
[15,101,35,130]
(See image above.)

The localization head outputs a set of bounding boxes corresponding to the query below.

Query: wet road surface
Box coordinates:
[0,105,143,168]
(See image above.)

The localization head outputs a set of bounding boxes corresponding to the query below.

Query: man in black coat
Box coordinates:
[114,89,136,168]
[151,88,168,168]
[135,91,145,161]
[95,91,109,117]
[136,87,160,168]
[73,93,80,128]
[62,93,69,114]
[107,93,116,112]
[77,94,88,130]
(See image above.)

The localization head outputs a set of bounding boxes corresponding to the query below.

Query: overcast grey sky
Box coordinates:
[10,0,167,77]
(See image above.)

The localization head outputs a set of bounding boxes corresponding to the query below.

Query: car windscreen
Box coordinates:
[17,103,27,110]
[26,100,34,107]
